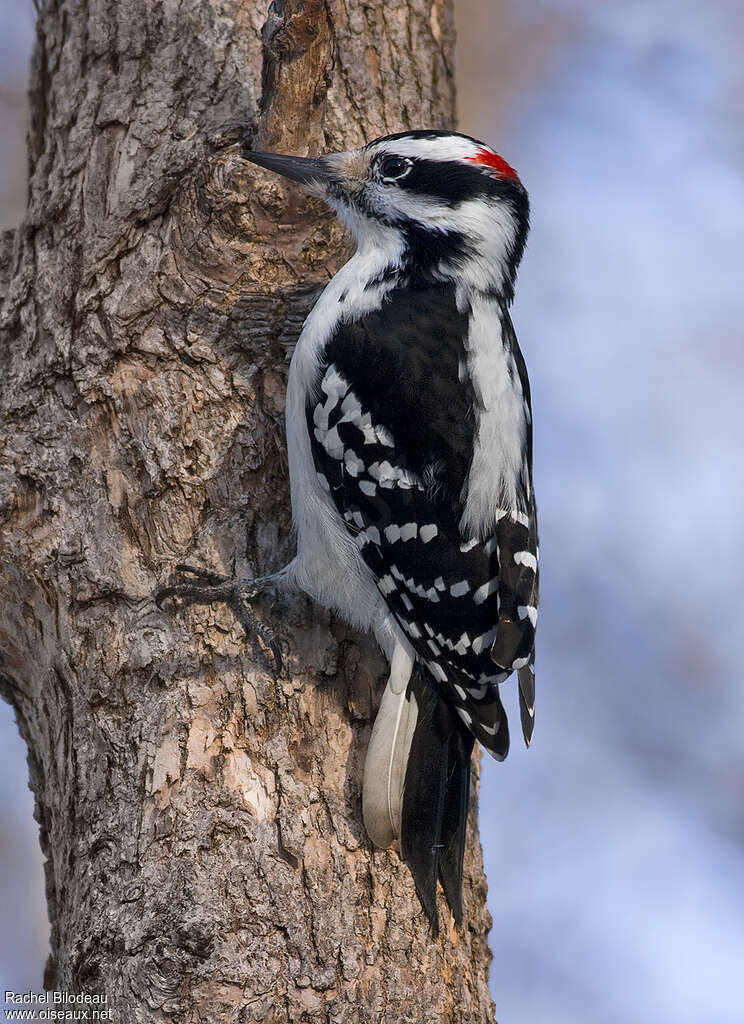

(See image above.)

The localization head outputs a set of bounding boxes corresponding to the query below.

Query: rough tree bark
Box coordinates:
[0,1,497,1020]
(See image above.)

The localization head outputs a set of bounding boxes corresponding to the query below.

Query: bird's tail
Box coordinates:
[401,668,474,929]
[362,662,474,931]
[362,645,418,850]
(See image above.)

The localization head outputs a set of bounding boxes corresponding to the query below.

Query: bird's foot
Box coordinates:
[156,563,283,673]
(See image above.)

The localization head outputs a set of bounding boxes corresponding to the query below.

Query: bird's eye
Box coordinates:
[379,155,412,182]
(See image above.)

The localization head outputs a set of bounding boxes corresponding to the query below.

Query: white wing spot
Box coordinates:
[313,404,329,431]
[480,719,500,736]
[427,661,448,683]
[321,366,348,398]
[472,626,498,655]
[454,632,470,656]
[477,670,507,685]
[514,551,537,572]
[474,577,499,605]
[376,425,395,447]
[378,575,396,596]
[339,390,363,420]
[356,526,381,547]
[483,536,499,557]
[450,580,470,598]
[343,450,364,477]
[366,459,421,491]
[322,425,344,458]
[518,605,538,627]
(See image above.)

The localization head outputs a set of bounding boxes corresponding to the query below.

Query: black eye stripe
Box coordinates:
[371,155,526,207]
[382,158,526,204]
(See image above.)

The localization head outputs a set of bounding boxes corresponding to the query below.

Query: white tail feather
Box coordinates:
[362,643,418,848]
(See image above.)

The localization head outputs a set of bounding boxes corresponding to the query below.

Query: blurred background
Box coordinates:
[1,0,742,1020]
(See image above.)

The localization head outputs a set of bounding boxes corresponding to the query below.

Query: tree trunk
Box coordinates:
[0,1,496,1020]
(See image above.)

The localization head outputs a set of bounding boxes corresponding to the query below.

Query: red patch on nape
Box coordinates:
[467,147,519,181]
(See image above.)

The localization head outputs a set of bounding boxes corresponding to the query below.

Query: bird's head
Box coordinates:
[243,130,529,302]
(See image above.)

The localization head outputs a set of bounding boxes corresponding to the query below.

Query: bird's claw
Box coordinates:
[156,563,282,675]
[167,563,231,587]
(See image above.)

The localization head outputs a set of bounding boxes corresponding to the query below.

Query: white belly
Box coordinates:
[284,324,405,660]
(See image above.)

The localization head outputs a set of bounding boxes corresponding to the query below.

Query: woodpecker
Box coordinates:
[158,130,538,930]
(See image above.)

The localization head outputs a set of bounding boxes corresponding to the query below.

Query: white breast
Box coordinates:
[283,232,407,658]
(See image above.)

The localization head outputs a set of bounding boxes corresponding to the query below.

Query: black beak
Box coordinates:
[241,146,333,187]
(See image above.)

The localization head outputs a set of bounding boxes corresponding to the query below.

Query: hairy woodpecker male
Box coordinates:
[159,130,538,930]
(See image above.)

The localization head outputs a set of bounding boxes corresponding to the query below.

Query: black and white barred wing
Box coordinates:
[308,364,538,758]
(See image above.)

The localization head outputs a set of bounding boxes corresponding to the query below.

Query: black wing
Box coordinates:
[308,280,538,758]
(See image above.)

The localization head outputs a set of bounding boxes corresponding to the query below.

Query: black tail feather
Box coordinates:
[518,657,536,747]
[437,719,475,923]
[401,669,473,930]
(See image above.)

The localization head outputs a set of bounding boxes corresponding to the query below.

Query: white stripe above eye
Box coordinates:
[368,135,486,164]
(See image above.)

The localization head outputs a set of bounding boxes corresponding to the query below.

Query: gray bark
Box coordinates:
[0,1,496,1020]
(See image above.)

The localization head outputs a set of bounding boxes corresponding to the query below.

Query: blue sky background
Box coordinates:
[1,0,743,1020]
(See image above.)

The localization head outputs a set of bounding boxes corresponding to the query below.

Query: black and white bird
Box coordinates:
[159,130,538,930]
